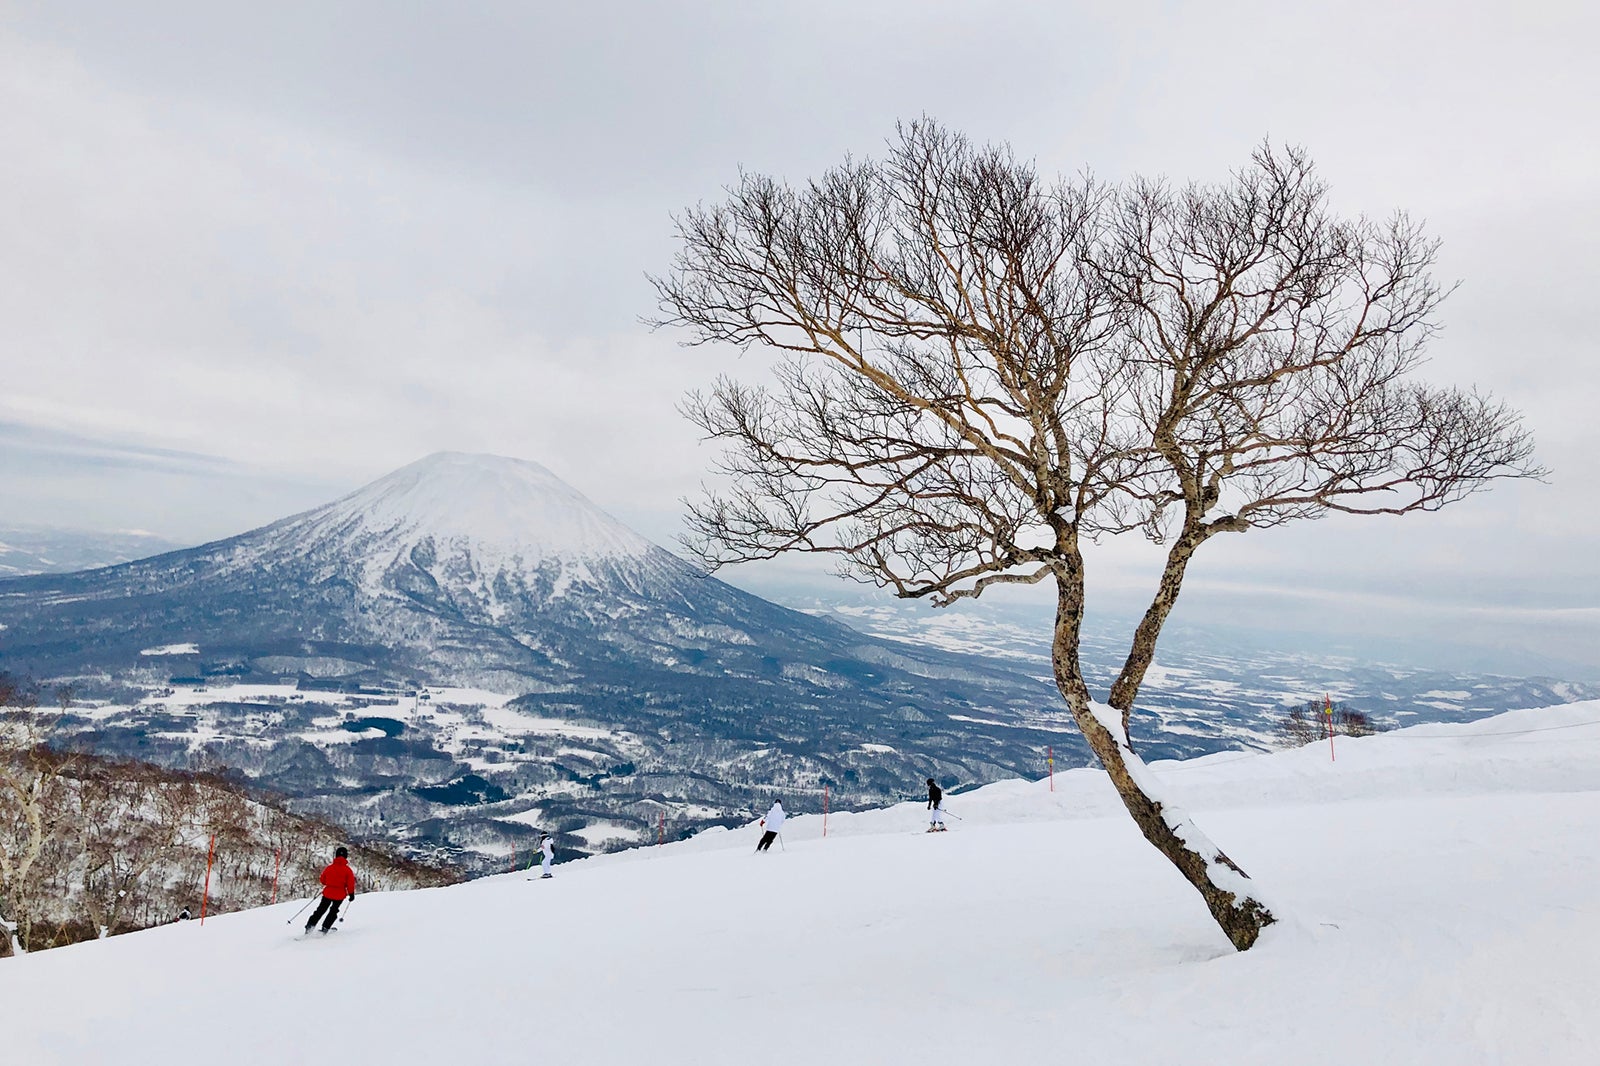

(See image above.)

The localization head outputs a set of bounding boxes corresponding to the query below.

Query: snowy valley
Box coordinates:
[3,702,1596,1064]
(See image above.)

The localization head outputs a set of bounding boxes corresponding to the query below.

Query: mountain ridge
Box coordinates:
[0,452,1074,869]
[0,451,869,687]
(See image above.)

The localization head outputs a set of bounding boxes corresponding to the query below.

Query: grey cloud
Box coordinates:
[0,421,343,540]
[1,2,1595,675]
[0,420,242,476]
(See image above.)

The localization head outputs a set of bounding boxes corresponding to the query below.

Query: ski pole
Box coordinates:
[285,896,318,925]
[943,808,963,821]
[338,895,355,924]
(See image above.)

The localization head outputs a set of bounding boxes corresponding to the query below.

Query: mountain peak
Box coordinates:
[288,451,655,568]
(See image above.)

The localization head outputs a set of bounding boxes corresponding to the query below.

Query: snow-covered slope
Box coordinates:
[6,703,1597,1065]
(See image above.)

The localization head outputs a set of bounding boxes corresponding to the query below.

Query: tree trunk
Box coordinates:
[1107,526,1206,734]
[1052,580,1276,951]
[0,912,17,958]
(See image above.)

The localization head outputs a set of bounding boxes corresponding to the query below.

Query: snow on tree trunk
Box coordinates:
[1045,545,1277,951]
[1060,677,1277,950]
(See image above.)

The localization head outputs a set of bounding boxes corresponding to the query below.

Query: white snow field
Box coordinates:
[5,703,1599,1065]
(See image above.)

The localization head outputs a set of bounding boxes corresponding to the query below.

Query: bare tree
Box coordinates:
[651,121,1542,950]
[0,676,76,956]
[1278,702,1323,748]
[1279,700,1385,747]
[72,762,187,938]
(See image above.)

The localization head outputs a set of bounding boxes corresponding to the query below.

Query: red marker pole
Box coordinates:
[658,811,665,845]
[271,849,281,904]
[199,833,216,926]
[823,784,829,838]
[1048,746,1055,792]
[1325,693,1336,763]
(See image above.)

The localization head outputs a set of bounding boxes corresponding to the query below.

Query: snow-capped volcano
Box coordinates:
[226,452,670,616]
[0,447,1049,713]
[0,451,739,687]
[287,451,656,570]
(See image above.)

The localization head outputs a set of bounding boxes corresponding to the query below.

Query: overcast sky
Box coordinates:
[2,2,1596,676]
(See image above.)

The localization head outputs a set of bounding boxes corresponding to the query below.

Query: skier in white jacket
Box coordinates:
[755,801,786,852]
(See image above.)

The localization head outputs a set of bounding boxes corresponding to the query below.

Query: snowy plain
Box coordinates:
[4,703,1597,1065]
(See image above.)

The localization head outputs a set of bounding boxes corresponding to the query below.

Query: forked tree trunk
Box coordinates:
[1052,586,1276,950]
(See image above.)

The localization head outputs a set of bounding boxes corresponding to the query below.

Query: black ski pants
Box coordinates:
[306,896,344,931]
[756,830,777,852]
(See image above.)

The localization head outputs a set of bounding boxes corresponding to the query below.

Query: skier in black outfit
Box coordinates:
[926,778,946,832]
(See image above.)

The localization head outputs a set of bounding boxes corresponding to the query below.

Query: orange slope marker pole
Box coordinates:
[823,784,829,838]
[1048,745,1055,791]
[1325,693,1336,763]
[271,849,281,904]
[199,833,216,925]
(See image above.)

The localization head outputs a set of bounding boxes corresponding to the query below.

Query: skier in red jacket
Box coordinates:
[305,846,357,934]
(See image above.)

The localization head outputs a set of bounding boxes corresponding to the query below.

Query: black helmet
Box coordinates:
[926,778,935,785]
[335,846,349,858]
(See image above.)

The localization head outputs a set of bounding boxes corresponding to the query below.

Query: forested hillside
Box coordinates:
[2,677,460,956]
